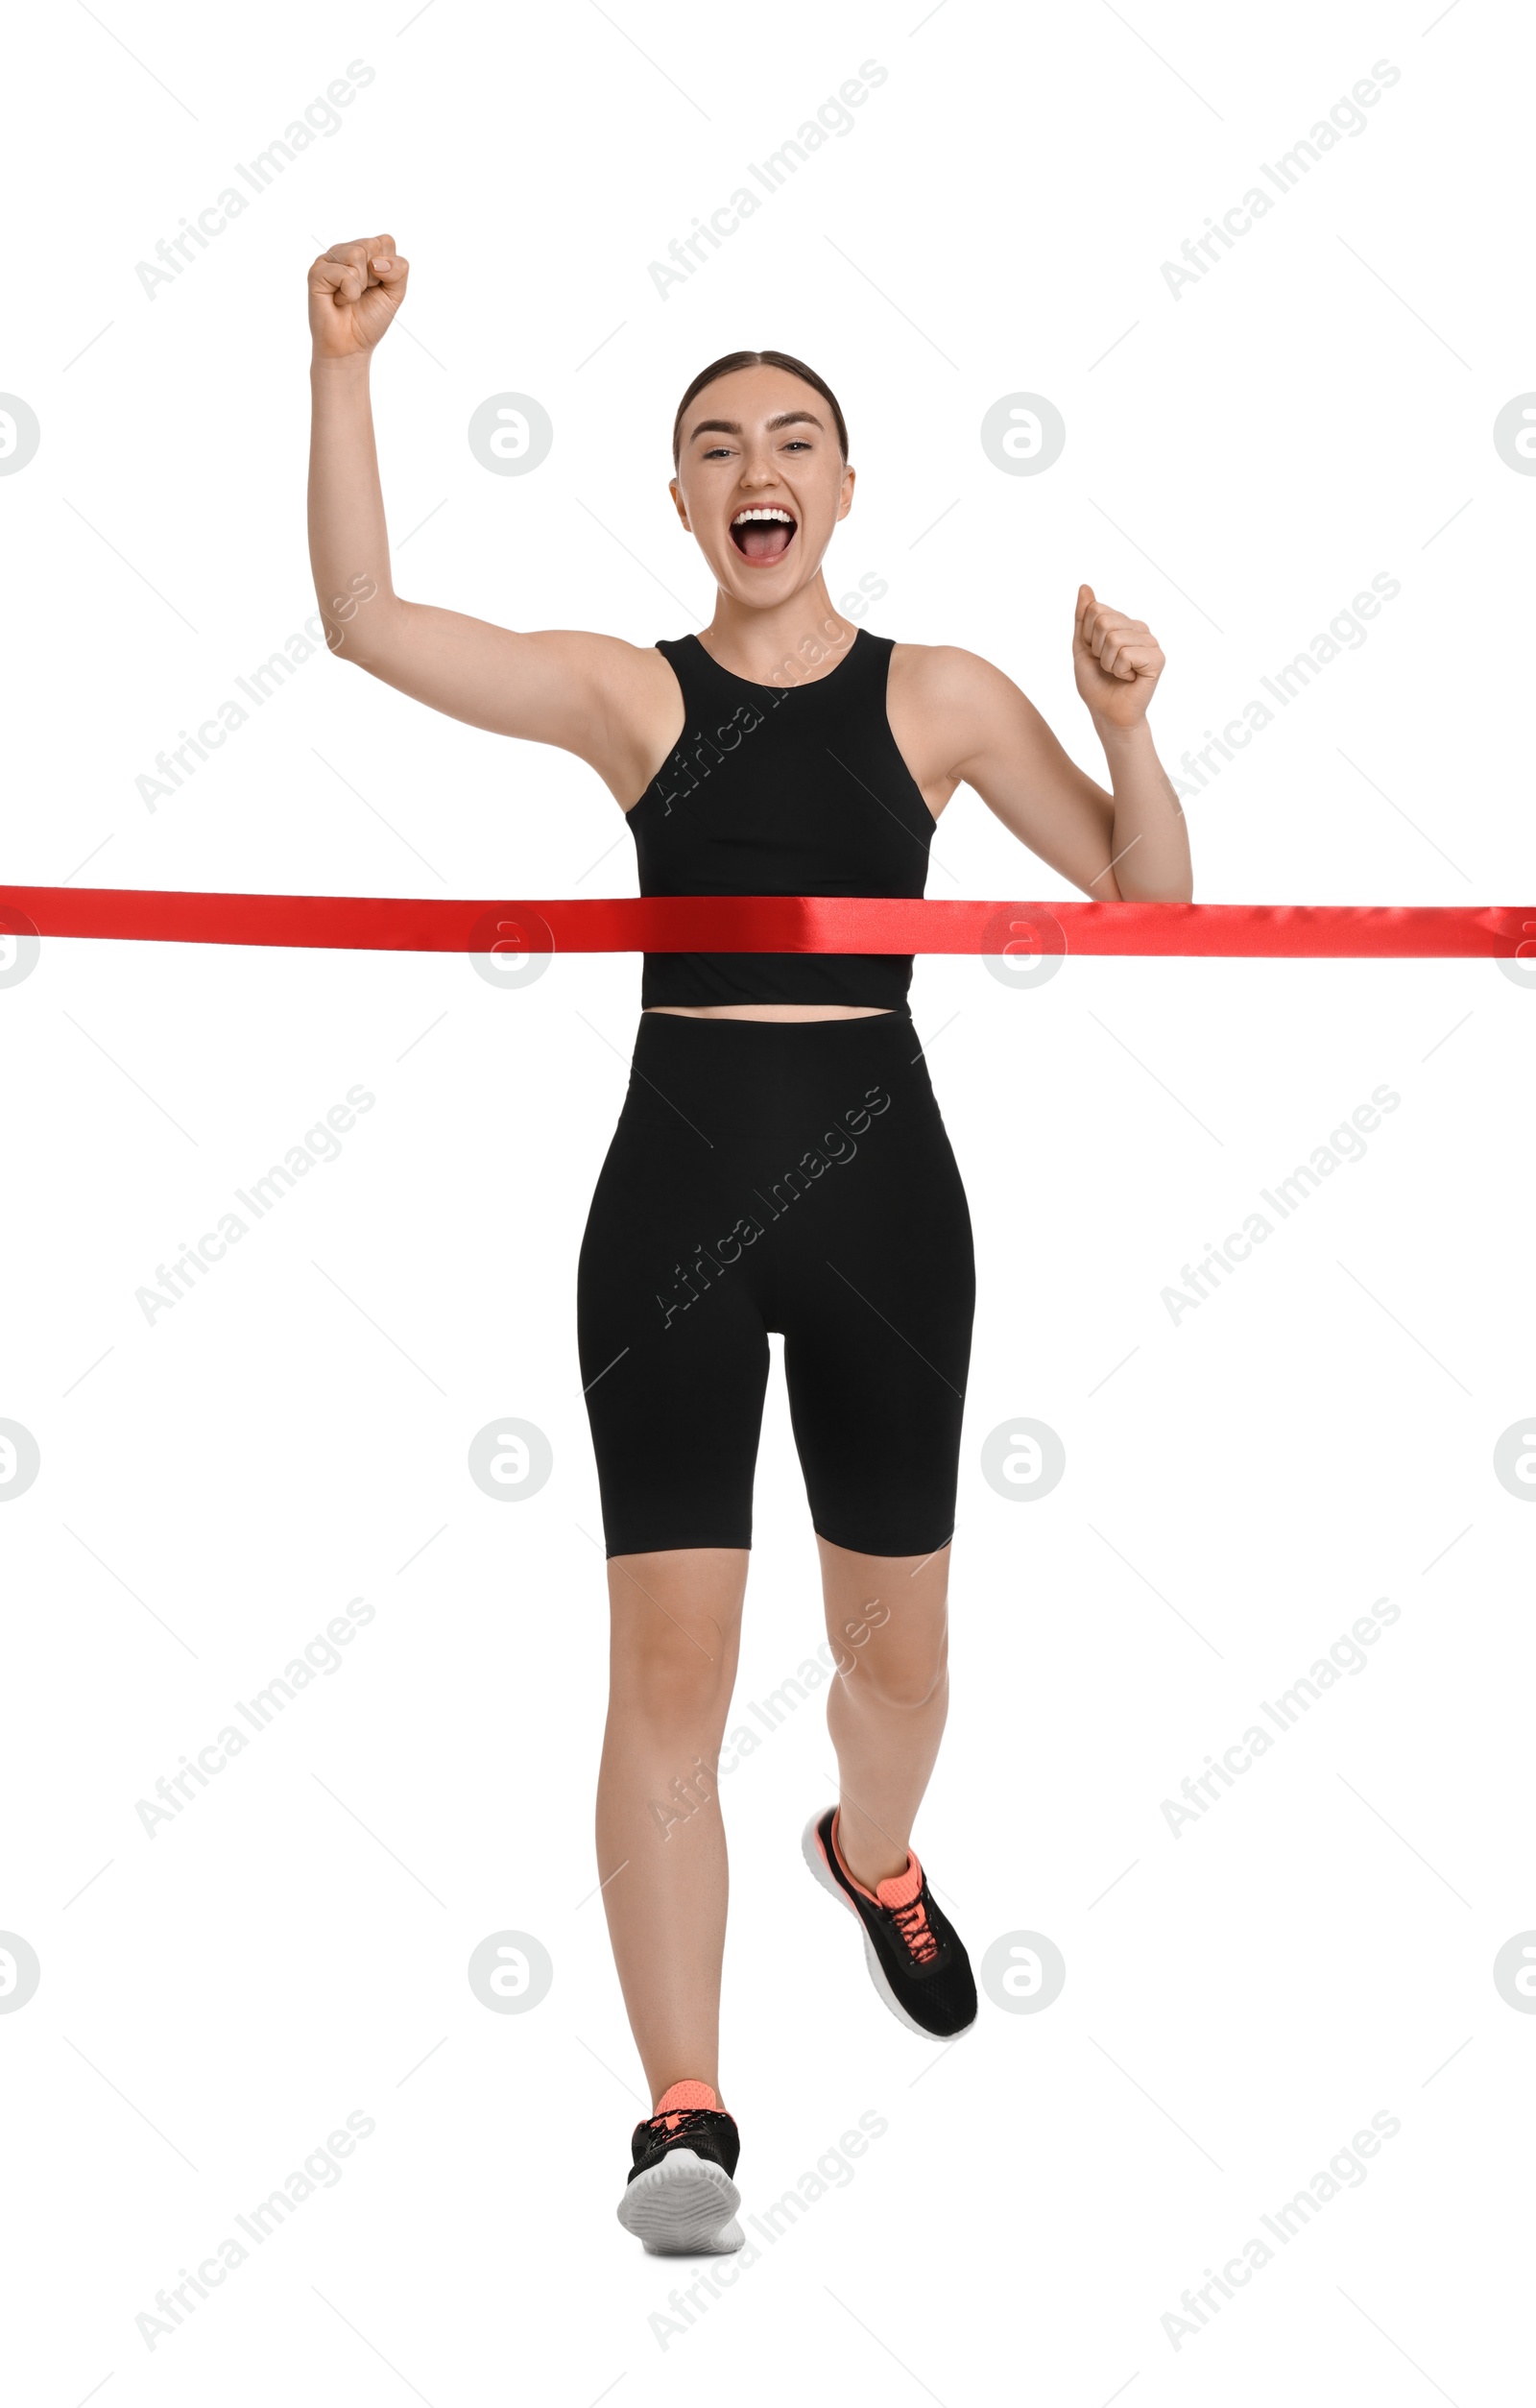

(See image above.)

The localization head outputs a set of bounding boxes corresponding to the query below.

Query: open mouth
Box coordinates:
[730,506,797,565]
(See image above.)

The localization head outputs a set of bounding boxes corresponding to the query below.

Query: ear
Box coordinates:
[836,464,856,523]
[668,474,691,532]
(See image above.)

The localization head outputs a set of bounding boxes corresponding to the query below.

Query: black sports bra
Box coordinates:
[624,628,935,1010]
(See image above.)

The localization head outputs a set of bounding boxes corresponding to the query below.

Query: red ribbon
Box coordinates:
[0,885,1529,957]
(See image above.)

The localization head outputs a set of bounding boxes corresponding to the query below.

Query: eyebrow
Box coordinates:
[686,409,825,445]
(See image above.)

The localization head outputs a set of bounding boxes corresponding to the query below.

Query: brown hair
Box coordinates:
[671,349,850,469]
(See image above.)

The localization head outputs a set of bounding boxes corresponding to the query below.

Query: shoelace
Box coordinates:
[641,2105,721,2146]
[889,1891,940,1966]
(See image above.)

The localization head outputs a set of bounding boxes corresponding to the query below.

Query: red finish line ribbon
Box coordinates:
[0,886,1529,958]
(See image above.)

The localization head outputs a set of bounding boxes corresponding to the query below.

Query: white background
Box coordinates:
[2,1,1532,2400]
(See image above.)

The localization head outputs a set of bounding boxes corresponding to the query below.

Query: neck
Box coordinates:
[699,574,857,687]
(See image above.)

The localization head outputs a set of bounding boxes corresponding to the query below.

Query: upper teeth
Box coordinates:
[732,508,793,524]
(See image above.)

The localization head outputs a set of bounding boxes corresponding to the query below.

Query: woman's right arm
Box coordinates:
[306,234,667,797]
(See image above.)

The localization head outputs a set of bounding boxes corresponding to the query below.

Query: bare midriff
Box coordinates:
[643,1003,893,1021]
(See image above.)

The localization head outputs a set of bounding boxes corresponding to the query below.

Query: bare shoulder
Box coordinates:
[886,640,1043,790]
[514,627,692,805]
[563,630,687,807]
[888,639,1032,721]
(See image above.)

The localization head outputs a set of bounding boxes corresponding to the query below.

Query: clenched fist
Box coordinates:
[1072,584,1165,731]
[308,235,409,361]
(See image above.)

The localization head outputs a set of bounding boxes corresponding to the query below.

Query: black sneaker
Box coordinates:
[615,2081,744,2254]
[803,1805,977,2040]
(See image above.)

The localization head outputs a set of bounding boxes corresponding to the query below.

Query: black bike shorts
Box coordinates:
[576,1009,974,1557]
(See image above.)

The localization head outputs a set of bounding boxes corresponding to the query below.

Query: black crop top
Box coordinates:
[623,628,936,1009]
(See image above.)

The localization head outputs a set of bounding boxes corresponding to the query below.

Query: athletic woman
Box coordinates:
[306,235,1192,2255]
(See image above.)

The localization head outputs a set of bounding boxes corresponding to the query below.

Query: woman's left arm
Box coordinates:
[915,584,1192,902]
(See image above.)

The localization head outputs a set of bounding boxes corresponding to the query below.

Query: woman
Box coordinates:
[306,234,1192,2255]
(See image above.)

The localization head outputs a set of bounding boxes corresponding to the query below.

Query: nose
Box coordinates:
[737,443,779,488]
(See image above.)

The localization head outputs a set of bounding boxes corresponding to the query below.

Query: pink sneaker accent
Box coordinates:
[830,1809,924,1905]
[875,1858,924,1910]
[829,1810,937,1963]
[654,2079,720,2126]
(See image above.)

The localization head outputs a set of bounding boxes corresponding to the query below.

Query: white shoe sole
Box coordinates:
[800,1809,972,2045]
[616,2147,744,2255]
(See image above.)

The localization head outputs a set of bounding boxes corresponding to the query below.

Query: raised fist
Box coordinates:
[308,235,408,360]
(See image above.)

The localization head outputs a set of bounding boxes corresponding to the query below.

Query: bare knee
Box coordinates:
[606,1553,743,1736]
[836,1644,948,1713]
[615,1638,734,1736]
